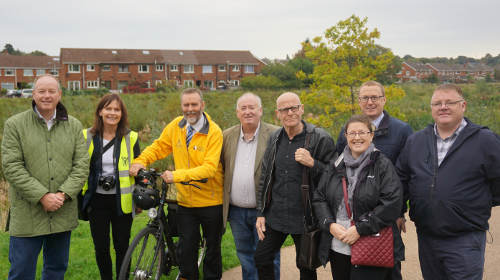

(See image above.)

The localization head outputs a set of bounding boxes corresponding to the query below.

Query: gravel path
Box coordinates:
[222,208,500,279]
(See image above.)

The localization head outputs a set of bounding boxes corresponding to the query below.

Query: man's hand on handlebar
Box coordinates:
[129,163,146,177]
[161,171,175,184]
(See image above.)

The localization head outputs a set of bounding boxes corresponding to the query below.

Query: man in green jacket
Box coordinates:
[1,74,89,280]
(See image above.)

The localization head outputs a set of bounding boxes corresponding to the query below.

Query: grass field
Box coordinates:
[0,82,499,278]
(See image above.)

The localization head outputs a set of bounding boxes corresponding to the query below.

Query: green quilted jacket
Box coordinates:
[1,101,89,237]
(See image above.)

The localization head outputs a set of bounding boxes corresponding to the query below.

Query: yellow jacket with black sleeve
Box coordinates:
[133,112,224,208]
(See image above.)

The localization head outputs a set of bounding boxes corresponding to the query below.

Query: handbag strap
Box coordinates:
[341,177,355,226]
[301,132,312,223]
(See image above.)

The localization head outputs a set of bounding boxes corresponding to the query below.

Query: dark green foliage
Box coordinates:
[260,62,304,89]
[423,73,439,83]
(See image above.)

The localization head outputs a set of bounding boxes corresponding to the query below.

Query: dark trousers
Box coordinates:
[329,250,389,280]
[88,193,133,280]
[177,204,223,280]
[417,231,486,280]
[254,224,317,280]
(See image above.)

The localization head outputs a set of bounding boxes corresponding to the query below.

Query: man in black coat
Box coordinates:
[396,84,500,279]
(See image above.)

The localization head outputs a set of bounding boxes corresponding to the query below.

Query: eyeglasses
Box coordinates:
[277,105,301,115]
[359,96,384,103]
[430,100,463,108]
[345,131,372,138]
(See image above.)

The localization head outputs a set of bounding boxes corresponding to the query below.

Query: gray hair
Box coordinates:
[33,74,61,92]
[180,88,203,102]
[236,92,262,110]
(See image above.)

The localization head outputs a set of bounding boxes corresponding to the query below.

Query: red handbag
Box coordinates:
[342,177,394,268]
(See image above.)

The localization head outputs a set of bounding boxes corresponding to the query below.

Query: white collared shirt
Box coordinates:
[371,111,385,129]
[34,106,57,130]
[186,113,206,133]
[230,122,261,208]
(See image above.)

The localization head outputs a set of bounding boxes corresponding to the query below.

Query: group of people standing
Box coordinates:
[2,73,499,280]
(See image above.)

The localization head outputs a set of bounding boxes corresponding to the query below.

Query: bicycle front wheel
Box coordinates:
[119,226,164,280]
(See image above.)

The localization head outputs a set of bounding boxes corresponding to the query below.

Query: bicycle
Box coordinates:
[118,168,207,280]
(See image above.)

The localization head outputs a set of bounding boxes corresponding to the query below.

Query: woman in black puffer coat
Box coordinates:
[313,115,404,280]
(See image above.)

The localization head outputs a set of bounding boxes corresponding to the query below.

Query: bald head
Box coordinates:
[277,92,301,109]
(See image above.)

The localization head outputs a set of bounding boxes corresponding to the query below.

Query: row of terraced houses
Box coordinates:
[0,48,265,91]
[397,61,500,83]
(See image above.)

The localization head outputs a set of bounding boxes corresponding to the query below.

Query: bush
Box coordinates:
[1,89,7,95]
[241,76,282,90]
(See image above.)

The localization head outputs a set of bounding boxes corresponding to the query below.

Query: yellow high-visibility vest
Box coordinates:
[82,128,138,214]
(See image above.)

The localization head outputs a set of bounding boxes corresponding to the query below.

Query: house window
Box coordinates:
[68,81,80,91]
[232,65,240,71]
[245,66,254,73]
[36,69,45,76]
[202,65,212,73]
[219,80,225,86]
[50,70,59,76]
[232,80,240,86]
[118,80,128,89]
[68,65,80,73]
[406,71,410,76]
[5,69,14,76]
[203,81,213,89]
[219,65,226,71]
[184,65,194,73]
[102,65,111,71]
[87,65,95,71]
[118,65,129,73]
[146,81,150,88]
[156,65,163,71]
[24,69,33,76]
[171,65,178,71]
[139,65,149,73]
[184,80,194,87]
[87,81,98,88]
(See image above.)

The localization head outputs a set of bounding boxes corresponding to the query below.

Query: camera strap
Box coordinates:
[99,136,116,180]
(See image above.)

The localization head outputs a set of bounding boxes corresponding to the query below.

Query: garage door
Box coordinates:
[1,83,14,90]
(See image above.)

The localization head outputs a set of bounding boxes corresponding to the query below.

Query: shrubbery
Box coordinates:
[241,76,283,90]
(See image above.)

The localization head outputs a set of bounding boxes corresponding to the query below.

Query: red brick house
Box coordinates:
[0,55,60,90]
[59,48,262,91]
[397,62,431,82]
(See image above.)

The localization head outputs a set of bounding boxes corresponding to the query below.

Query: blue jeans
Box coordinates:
[229,205,280,280]
[417,231,486,280]
[8,231,72,280]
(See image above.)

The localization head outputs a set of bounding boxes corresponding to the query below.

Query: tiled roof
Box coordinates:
[404,61,429,71]
[60,48,259,65]
[473,63,494,71]
[426,63,451,70]
[0,55,60,68]
[449,64,466,71]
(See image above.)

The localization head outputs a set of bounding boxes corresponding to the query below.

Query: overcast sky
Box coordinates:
[1,0,499,60]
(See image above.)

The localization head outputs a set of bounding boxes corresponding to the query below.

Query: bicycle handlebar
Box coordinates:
[137,169,206,190]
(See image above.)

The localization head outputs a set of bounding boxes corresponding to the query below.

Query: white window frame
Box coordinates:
[102,65,111,71]
[219,65,226,71]
[203,80,213,89]
[36,69,45,76]
[171,65,178,71]
[232,65,240,71]
[406,71,410,76]
[87,64,95,71]
[139,65,149,73]
[184,80,194,87]
[245,66,254,73]
[50,69,59,76]
[202,65,213,73]
[156,65,163,71]
[118,65,129,73]
[155,80,163,85]
[87,81,98,88]
[232,80,240,86]
[68,81,80,91]
[184,65,194,73]
[68,65,80,73]
[24,69,33,76]
[5,69,14,76]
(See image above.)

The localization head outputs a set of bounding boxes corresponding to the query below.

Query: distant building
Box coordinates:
[59,48,262,91]
[398,62,430,82]
[397,61,497,83]
[0,55,60,90]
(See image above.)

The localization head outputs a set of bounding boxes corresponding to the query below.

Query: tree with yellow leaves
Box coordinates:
[297,15,405,129]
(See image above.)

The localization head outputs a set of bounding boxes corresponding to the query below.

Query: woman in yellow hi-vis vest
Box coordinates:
[81,93,141,280]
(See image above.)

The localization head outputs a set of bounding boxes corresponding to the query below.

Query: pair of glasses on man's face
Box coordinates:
[359,96,384,103]
[430,100,463,108]
[345,131,371,138]
[277,105,301,115]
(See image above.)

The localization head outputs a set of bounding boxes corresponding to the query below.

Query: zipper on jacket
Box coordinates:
[262,137,279,212]
[353,161,371,222]
[430,132,438,233]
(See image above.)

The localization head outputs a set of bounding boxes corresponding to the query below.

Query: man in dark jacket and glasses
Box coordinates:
[254,92,336,280]
[396,83,500,280]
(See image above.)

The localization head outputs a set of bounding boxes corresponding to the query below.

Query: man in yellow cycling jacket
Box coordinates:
[130,88,224,280]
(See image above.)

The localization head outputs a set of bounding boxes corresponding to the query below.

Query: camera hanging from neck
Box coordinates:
[99,135,117,182]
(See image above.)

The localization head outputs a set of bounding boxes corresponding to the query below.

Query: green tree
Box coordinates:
[298,15,399,127]
[494,69,500,81]
[425,73,440,83]
[368,44,402,84]
[466,74,474,84]
[29,50,47,56]
[261,62,303,88]
[485,72,492,83]
[3,44,14,54]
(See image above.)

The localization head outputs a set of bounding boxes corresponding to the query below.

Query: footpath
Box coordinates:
[222,208,500,280]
